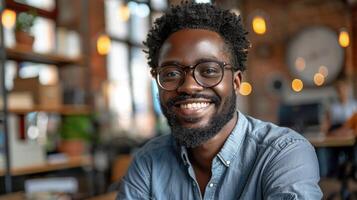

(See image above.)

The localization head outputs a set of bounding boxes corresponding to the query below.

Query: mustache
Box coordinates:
[166,93,221,108]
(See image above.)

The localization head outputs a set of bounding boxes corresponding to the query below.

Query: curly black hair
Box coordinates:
[144,2,250,72]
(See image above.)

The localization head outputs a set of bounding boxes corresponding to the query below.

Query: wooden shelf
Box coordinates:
[0,155,91,176]
[7,105,92,115]
[6,0,57,20]
[6,47,82,66]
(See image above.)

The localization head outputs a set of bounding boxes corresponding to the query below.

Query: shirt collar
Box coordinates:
[217,111,247,167]
[178,111,248,167]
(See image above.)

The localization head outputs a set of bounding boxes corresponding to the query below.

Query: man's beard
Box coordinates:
[160,90,237,148]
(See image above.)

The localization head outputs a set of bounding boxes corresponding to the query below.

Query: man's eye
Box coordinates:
[199,67,220,77]
[205,68,218,74]
[161,70,181,80]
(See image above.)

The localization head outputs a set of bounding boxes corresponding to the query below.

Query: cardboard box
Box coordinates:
[39,84,62,108]
[12,77,62,108]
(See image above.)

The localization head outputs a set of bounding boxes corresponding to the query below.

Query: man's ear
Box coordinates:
[233,71,242,95]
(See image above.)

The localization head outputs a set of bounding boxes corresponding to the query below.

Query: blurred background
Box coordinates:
[0,0,356,199]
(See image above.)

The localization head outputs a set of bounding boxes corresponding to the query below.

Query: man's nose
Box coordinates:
[176,72,203,94]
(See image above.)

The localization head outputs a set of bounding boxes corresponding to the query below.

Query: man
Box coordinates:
[118,2,322,199]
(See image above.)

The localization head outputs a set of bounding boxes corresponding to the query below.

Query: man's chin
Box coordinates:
[175,117,211,128]
[171,125,212,148]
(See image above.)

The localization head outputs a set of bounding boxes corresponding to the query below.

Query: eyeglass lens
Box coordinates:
[157,61,224,90]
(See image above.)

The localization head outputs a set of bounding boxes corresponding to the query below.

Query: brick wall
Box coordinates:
[241,0,353,122]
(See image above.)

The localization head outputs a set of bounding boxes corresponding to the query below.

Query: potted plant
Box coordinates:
[58,115,94,157]
[15,11,36,50]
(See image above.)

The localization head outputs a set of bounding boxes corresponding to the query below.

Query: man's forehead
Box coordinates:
[158,29,230,65]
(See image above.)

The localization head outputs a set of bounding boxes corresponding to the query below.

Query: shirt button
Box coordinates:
[209,183,214,187]
[226,160,231,165]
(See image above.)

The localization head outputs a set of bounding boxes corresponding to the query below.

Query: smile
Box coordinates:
[172,99,214,119]
[179,102,210,110]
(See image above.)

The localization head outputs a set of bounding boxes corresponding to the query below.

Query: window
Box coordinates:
[105,0,168,136]
[15,0,55,11]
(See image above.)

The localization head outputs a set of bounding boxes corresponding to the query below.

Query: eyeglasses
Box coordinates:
[152,60,232,91]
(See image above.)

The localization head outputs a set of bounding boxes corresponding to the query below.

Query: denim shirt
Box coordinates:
[117,112,322,200]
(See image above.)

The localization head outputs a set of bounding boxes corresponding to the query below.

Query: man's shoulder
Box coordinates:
[134,134,175,158]
[243,115,310,151]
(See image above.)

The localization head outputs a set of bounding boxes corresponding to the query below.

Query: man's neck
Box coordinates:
[189,112,238,170]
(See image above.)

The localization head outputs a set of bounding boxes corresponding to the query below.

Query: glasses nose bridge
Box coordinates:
[176,64,203,91]
[181,64,196,75]
[180,64,199,83]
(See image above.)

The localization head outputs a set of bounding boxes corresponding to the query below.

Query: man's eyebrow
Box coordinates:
[159,57,222,67]
[159,60,181,67]
[195,57,221,63]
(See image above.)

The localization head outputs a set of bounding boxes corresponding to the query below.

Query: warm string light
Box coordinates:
[1,9,16,29]
[252,16,266,35]
[97,34,111,55]
[313,73,325,86]
[339,29,350,48]
[239,82,252,96]
[291,79,303,92]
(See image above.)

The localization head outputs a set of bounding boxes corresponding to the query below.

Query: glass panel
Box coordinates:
[56,28,81,58]
[18,63,58,85]
[4,27,15,48]
[105,0,128,39]
[151,11,163,25]
[129,2,149,44]
[107,42,133,131]
[151,0,167,11]
[5,61,17,90]
[131,47,155,137]
[32,17,55,53]
[15,0,55,11]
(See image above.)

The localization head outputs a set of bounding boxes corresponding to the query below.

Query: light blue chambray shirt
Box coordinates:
[117,112,322,200]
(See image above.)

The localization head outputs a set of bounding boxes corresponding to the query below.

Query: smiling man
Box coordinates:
[117,2,322,200]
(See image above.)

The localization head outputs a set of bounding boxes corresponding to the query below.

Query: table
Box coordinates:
[304,132,356,148]
[304,131,357,199]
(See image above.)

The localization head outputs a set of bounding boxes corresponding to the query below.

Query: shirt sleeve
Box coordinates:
[262,139,323,200]
[116,153,151,200]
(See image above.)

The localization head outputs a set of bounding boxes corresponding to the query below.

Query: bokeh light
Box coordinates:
[252,16,266,35]
[292,79,303,92]
[239,82,252,96]
[318,65,329,77]
[97,34,111,55]
[295,57,306,71]
[1,9,16,29]
[314,73,325,86]
[339,30,350,48]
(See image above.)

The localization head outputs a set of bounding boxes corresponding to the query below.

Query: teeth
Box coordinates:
[180,102,210,110]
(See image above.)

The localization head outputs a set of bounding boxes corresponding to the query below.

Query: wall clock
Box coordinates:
[286,26,344,86]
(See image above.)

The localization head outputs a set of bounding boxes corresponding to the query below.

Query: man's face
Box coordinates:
[157,29,241,147]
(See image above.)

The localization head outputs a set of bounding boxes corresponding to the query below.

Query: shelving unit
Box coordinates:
[7,105,91,115]
[0,155,91,176]
[0,0,92,194]
[6,47,83,65]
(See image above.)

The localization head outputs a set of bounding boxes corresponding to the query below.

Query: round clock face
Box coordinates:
[287,26,344,86]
